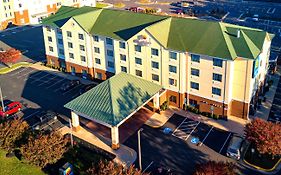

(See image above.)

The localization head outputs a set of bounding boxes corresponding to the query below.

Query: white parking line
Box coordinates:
[199,126,214,146]
[17,69,37,79]
[185,122,200,140]
[9,67,29,76]
[219,133,232,154]
[46,78,65,89]
[37,76,57,86]
[62,84,83,95]
[24,71,44,80]
[172,118,188,135]
[23,111,40,120]
[142,161,154,174]
[30,74,50,84]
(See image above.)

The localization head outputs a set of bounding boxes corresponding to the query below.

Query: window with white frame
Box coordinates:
[93,35,99,42]
[213,58,223,67]
[191,68,200,76]
[80,55,86,62]
[121,66,127,73]
[69,53,74,59]
[94,47,100,53]
[67,31,72,37]
[151,61,159,69]
[49,46,53,52]
[120,54,126,61]
[212,87,221,96]
[169,65,177,73]
[135,45,141,52]
[119,41,126,49]
[169,78,177,86]
[48,36,52,42]
[191,54,200,63]
[106,38,113,45]
[136,70,142,77]
[213,73,222,82]
[135,57,142,65]
[95,58,101,64]
[151,48,159,56]
[152,74,159,81]
[169,51,177,60]
[68,42,73,48]
[190,81,199,90]
[79,45,85,51]
[78,33,84,40]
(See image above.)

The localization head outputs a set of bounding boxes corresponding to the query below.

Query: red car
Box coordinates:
[0,101,22,117]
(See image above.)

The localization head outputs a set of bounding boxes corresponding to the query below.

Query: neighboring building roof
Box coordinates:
[64,72,162,126]
[42,6,273,60]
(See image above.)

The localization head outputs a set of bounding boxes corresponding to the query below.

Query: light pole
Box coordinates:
[138,128,143,170]
[0,86,5,112]
[68,119,74,147]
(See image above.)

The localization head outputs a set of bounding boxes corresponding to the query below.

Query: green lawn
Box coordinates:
[0,149,45,175]
[0,62,31,74]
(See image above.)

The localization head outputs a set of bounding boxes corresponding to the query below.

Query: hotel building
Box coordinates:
[0,0,96,30]
[42,6,274,120]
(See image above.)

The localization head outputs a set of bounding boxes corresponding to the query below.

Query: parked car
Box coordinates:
[79,84,96,95]
[60,80,80,92]
[226,135,244,160]
[0,101,22,117]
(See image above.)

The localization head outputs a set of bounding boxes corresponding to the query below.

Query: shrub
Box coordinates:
[160,101,168,111]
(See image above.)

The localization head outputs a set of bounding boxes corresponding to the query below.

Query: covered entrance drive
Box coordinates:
[64,72,163,149]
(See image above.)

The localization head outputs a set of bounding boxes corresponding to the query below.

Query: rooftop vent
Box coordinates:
[237,29,241,38]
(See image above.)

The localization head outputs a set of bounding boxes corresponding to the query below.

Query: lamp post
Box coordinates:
[138,128,143,170]
[68,119,74,147]
[0,86,5,112]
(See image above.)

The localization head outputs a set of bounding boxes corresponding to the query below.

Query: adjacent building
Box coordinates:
[0,0,96,30]
[42,6,274,120]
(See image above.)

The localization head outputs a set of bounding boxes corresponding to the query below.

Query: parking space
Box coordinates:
[0,66,92,128]
[268,78,281,123]
[168,114,233,156]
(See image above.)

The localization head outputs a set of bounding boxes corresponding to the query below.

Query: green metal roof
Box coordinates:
[42,6,273,60]
[64,72,162,126]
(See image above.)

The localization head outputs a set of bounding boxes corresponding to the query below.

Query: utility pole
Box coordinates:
[138,128,143,170]
[0,86,5,112]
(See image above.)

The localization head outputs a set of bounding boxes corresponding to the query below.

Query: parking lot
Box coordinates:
[269,77,281,123]
[124,113,236,175]
[0,66,96,128]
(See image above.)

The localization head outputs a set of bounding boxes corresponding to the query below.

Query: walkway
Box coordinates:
[145,106,248,135]
[250,67,281,120]
[59,126,137,167]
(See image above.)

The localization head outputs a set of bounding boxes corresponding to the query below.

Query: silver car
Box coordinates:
[226,135,244,160]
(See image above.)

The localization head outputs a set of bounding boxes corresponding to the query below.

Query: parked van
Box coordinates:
[226,135,244,160]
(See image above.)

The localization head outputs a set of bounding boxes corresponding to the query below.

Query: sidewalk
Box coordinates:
[250,69,281,121]
[145,106,248,135]
[59,126,137,167]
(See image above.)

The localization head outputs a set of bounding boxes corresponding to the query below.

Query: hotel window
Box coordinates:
[48,36,52,42]
[69,53,74,59]
[96,72,102,79]
[119,54,126,61]
[191,82,199,90]
[169,78,177,86]
[119,41,126,49]
[95,58,101,64]
[49,46,53,52]
[94,47,100,53]
[106,38,113,45]
[213,73,222,82]
[213,58,223,67]
[151,48,159,56]
[93,35,99,42]
[58,49,64,55]
[80,56,86,62]
[57,28,62,34]
[152,74,159,81]
[169,65,177,73]
[191,54,200,63]
[58,38,63,45]
[212,87,221,96]
[78,33,84,40]
[121,66,127,73]
[169,51,177,60]
[169,95,177,103]
[108,61,114,68]
[136,70,142,77]
[151,61,159,69]
[135,57,142,65]
[79,45,85,51]
[68,42,73,48]
[191,68,200,76]
[107,50,114,57]
[67,31,72,37]
[135,45,141,52]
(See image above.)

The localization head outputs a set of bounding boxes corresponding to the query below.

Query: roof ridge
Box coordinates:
[219,23,237,59]
[107,77,115,126]
[241,30,261,59]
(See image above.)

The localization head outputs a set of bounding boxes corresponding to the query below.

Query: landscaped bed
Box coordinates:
[45,135,115,175]
[244,144,281,171]
[0,149,45,175]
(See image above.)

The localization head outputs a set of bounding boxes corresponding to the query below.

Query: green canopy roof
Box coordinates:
[64,72,162,126]
[43,6,273,60]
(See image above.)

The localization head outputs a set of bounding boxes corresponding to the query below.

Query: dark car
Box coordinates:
[79,84,96,95]
[60,80,80,92]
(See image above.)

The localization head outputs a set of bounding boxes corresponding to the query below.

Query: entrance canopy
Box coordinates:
[64,72,162,127]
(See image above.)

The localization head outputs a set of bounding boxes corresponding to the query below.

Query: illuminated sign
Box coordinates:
[59,162,74,175]
[252,55,260,78]
[133,35,151,46]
